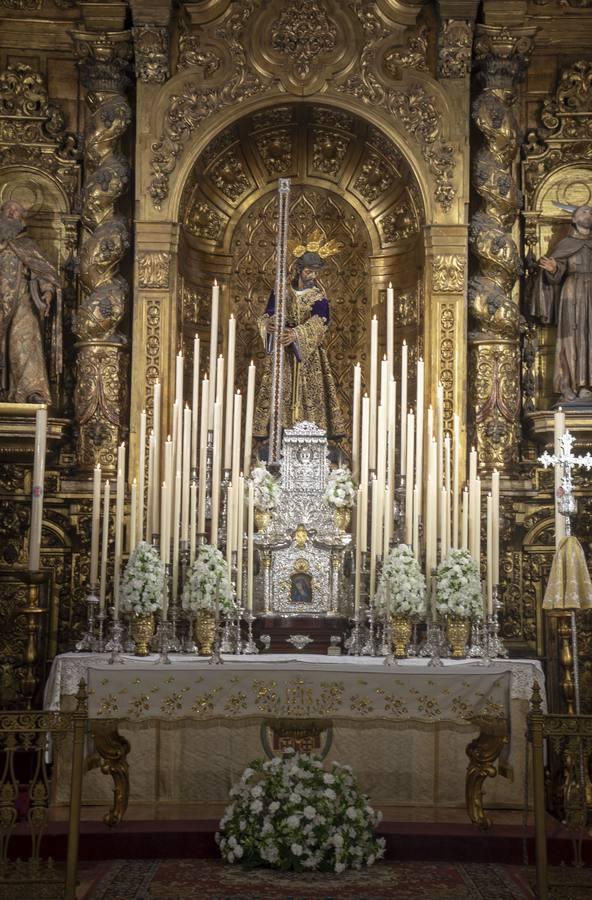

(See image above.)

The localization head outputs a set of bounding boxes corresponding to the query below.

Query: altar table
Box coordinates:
[45,654,545,830]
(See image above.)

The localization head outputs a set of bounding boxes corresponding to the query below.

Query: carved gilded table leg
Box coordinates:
[465,718,508,829]
[87,720,131,828]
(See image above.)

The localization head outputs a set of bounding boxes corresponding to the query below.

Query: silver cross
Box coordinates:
[538,430,592,532]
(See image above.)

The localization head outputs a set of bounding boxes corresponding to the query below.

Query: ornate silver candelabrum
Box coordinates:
[96,606,107,653]
[234,604,244,654]
[424,621,444,667]
[243,611,258,654]
[361,603,377,656]
[168,561,181,653]
[155,619,173,665]
[489,585,507,658]
[76,584,99,651]
[208,597,224,666]
[105,607,125,664]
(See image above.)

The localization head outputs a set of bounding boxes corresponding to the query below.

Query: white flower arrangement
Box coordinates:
[435,548,483,620]
[323,466,356,509]
[119,541,165,616]
[373,543,426,617]
[182,542,235,614]
[216,750,385,873]
[249,464,278,512]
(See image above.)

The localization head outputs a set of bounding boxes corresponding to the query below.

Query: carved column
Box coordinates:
[71,29,133,473]
[468,26,535,473]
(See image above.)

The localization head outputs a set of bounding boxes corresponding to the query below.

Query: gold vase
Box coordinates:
[132,613,155,657]
[447,617,470,659]
[390,614,412,658]
[195,609,216,656]
[254,509,271,532]
[333,507,352,533]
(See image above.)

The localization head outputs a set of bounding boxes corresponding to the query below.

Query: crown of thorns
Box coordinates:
[288,227,343,260]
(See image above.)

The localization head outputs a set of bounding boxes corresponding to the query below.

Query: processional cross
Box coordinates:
[538,430,592,534]
[268,177,291,473]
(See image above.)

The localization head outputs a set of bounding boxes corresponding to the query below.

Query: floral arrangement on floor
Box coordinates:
[216,750,385,873]
[435,548,483,620]
[373,543,426,617]
[182,543,235,614]
[323,466,356,509]
[119,541,165,616]
[249,464,278,512]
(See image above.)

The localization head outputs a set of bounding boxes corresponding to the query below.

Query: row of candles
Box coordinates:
[350,287,501,615]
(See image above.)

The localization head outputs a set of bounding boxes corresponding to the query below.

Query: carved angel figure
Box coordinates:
[0,200,61,404]
[530,204,592,402]
[253,230,345,439]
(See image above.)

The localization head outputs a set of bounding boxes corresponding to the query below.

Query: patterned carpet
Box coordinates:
[81,859,536,899]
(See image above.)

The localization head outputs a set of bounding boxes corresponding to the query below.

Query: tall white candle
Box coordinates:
[352,362,361,482]
[189,480,197,564]
[486,492,493,615]
[436,382,444,495]
[137,409,146,547]
[360,394,370,494]
[232,390,242,486]
[415,358,424,514]
[243,360,256,477]
[354,485,362,613]
[247,480,254,611]
[175,351,184,411]
[208,280,220,430]
[172,469,182,599]
[152,380,161,536]
[453,414,460,549]
[386,282,394,379]
[198,376,210,534]
[412,482,419,559]
[405,410,415,544]
[192,335,200,471]
[210,401,222,546]
[369,315,378,470]
[146,430,154,542]
[224,315,236,472]
[461,487,469,550]
[236,474,245,601]
[473,477,481,570]
[444,434,451,554]
[226,479,235,565]
[90,463,101,586]
[387,378,396,490]
[380,355,389,409]
[400,340,408,476]
[440,485,447,561]
[129,479,137,555]
[181,405,191,543]
[113,443,126,618]
[160,481,169,564]
[99,479,110,612]
[28,406,47,571]
[492,468,500,586]
[554,409,566,548]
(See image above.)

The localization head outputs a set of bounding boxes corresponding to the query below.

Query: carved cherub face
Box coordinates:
[1,199,26,223]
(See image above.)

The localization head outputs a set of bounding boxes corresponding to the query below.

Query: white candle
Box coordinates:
[226,479,235,565]
[369,315,378,470]
[90,463,101,586]
[181,405,191,543]
[152,380,161,536]
[415,358,424,514]
[386,282,394,380]
[376,403,387,493]
[224,315,236,472]
[354,486,362,613]
[208,280,220,430]
[137,409,146,547]
[172,469,182,599]
[192,335,200,471]
[243,360,256,477]
[216,353,225,405]
[359,481,368,552]
[236,474,245,601]
[400,341,408,476]
[436,381,444,496]
[383,481,392,557]
[28,406,47,571]
[473,477,481,570]
[198,376,210,534]
[461,487,469,550]
[370,475,379,599]
[113,443,126,618]
[440,485,447,561]
[210,401,222,546]
[412,482,419,559]
[453,414,460,549]
[486,492,493,615]
[129,479,137,555]
[352,363,361,481]
[146,430,154,542]
[387,378,396,490]
[380,355,389,409]
[232,390,242,486]
[554,408,566,548]
[99,479,110,613]
[360,394,370,492]
[405,410,415,544]
[160,481,168,564]
[247,480,254,611]
[189,480,197,564]
[425,474,436,592]
[492,468,500,586]
[175,351,184,411]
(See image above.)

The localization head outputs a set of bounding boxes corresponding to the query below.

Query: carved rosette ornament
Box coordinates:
[72,30,133,471]
[133,25,169,84]
[468,26,536,472]
[438,20,473,79]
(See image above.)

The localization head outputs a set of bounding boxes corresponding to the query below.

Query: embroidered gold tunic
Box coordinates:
[253,285,345,438]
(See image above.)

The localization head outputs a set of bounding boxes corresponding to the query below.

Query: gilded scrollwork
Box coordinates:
[384,26,429,77]
[311,129,351,176]
[468,25,535,472]
[208,148,252,202]
[438,20,473,79]
[269,0,339,81]
[432,255,465,293]
[378,200,418,244]
[133,25,169,85]
[184,201,224,241]
[177,33,222,76]
[75,343,128,471]
[353,152,395,205]
[137,251,170,289]
[255,129,293,175]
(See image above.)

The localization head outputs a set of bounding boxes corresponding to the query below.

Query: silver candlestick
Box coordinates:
[76,585,99,651]
[155,619,172,665]
[106,607,125,664]
[361,604,377,656]
[208,594,224,665]
[96,607,107,653]
[234,604,244,654]
[348,608,363,656]
[243,612,258,654]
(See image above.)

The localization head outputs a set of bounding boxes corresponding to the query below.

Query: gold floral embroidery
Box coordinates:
[191,688,220,716]
[97,694,119,716]
[252,680,280,714]
[128,694,151,717]
[225,692,247,714]
[350,694,373,715]
[376,689,408,717]
[160,689,189,716]
[417,695,441,718]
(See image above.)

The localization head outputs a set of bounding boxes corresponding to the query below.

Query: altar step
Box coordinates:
[11,810,592,866]
[253,614,349,653]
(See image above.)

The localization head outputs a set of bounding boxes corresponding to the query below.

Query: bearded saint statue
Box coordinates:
[530,203,592,403]
[0,200,61,404]
[253,230,346,439]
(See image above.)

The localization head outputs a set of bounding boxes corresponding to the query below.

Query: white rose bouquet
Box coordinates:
[217,750,385,873]
[435,548,483,620]
[323,466,356,509]
[182,542,235,613]
[373,543,426,617]
[119,541,165,616]
[249,464,278,512]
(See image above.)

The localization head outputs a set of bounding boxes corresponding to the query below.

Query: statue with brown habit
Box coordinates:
[0,199,61,405]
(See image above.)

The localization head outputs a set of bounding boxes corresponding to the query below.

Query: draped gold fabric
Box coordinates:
[543,535,592,614]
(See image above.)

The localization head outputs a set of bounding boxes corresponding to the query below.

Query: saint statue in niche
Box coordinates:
[0,200,62,404]
[531,203,592,403]
[253,230,346,439]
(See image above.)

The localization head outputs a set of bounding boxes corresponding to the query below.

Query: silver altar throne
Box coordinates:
[255,422,351,617]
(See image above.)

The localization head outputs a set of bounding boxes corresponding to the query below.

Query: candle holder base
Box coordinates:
[105,614,125,664]
[347,612,363,656]
[155,620,173,665]
[220,615,233,654]
[234,605,244,655]
[361,605,376,656]
[76,588,99,652]
[424,623,444,667]
[243,613,258,655]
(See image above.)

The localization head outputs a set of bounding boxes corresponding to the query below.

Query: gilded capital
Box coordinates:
[71,29,133,92]
[473,25,536,87]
